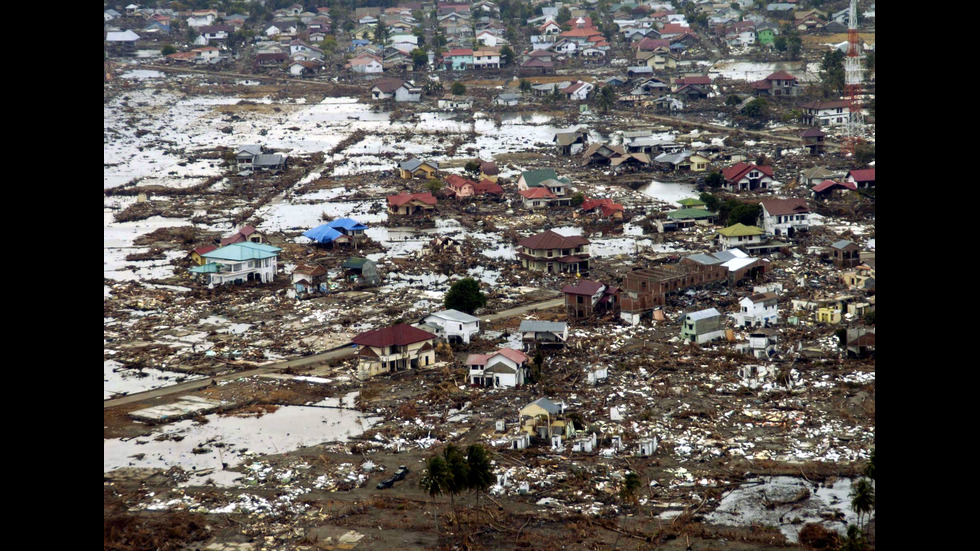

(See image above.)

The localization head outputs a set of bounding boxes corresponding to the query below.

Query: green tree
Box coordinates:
[703,172,724,189]
[773,35,787,51]
[444,277,487,314]
[864,448,875,481]
[727,203,761,226]
[419,454,452,502]
[161,44,177,55]
[699,192,720,211]
[787,30,802,60]
[499,44,515,66]
[851,478,875,531]
[442,444,469,523]
[374,21,390,45]
[620,472,642,508]
[595,85,616,113]
[451,82,467,95]
[742,98,768,118]
[424,178,443,193]
[465,444,495,506]
[184,26,199,44]
[411,47,428,70]
[821,50,846,96]
[854,143,875,165]
[519,78,533,95]
[570,192,585,207]
[557,7,572,24]
[464,160,481,178]
[321,36,337,55]
[839,524,868,551]
[725,94,741,106]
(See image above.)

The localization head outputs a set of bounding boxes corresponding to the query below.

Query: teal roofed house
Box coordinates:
[517,169,570,191]
[189,242,281,287]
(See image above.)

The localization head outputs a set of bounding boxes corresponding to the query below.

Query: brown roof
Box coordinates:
[474,179,504,195]
[801,100,850,110]
[352,323,436,347]
[766,70,796,81]
[480,161,499,175]
[519,187,557,200]
[372,77,406,93]
[759,198,809,216]
[562,280,605,295]
[388,192,437,207]
[518,230,589,250]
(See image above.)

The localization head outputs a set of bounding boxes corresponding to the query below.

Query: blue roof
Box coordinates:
[303,224,344,243]
[326,218,367,231]
[202,242,281,261]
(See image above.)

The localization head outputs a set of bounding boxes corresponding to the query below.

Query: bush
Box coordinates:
[451,82,466,95]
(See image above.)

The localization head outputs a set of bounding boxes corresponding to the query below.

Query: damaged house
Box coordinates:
[680,308,726,344]
[620,262,728,324]
[722,162,774,191]
[236,145,287,173]
[387,192,437,216]
[422,309,480,344]
[517,230,590,274]
[291,263,329,294]
[352,323,437,379]
[467,348,529,388]
[562,280,620,320]
[736,292,779,327]
[758,198,812,238]
[189,242,281,287]
[519,320,568,351]
[342,257,380,287]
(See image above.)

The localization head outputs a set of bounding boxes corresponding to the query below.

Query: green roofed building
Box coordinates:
[189,241,281,287]
[715,223,766,248]
[677,197,707,209]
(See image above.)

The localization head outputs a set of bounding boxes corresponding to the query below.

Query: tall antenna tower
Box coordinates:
[842,0,864,155]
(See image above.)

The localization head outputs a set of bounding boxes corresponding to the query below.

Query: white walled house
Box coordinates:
[423,309,480,344]
[193,47,221,63]
[736,292,779,327]
[801,100,852,127]
[189,242,281,287]
[467,348,529,388]
[715,224,767,249]
[759,198,812,238]
[519,320,569,350]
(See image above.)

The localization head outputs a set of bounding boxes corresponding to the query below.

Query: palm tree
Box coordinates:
[519,79,532,96]
[442,444,469,524]
[595,85,616,114]
[839,524,867,551]
[850,478,875,532]
[620,472,642,509]
[864,448,875,481]
[419,455,453,531]
[465,444,495,507]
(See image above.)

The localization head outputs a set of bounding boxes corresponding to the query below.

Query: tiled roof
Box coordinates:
[352,323,436,347]
[518,230,588,250]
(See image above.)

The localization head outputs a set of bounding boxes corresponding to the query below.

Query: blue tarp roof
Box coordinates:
[326,218,367,231]
[303,225,344,243]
